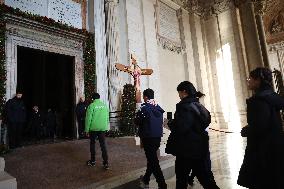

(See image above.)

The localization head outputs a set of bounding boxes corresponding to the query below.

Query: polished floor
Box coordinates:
[150,131,248,189]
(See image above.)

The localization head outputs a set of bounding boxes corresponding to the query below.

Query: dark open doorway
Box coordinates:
[17,46,76,142]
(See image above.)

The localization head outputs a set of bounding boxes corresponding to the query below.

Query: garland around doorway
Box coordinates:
[0,4,96,116]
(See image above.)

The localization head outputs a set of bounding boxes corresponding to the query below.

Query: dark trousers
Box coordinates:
[78,119,85,137]
[8,122,23,149]
[188,150,212,184]
[89,131,108,164]
[176,156,219,189]
[142,137,167,189]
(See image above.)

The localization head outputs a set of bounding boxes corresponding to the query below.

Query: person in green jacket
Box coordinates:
[85,93,110,169]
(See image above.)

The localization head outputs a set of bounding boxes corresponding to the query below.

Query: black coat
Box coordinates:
[75,102,87,121]
[5,97,26,123]
[238,90,284,188]
[29,111,43,130]
[165,97,210,159]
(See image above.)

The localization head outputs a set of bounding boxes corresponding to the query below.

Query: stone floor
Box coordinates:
[2,137,172,189]
[1,131,250,189]
[148,131,247,189]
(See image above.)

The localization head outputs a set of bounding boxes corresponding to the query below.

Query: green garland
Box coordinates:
[0,4,96,116]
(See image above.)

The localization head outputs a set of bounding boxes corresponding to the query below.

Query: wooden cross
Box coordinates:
[115,54,153,103]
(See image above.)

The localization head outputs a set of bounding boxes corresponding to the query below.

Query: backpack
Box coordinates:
[189,102,211,131]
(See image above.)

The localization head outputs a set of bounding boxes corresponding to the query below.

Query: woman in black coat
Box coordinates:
[166,81,219,189]
[238,67,284,189]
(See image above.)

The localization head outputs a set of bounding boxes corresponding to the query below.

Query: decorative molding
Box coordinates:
[181,0,235,19]
[105,0,119,6]
[5,23,84,102]
[157,35,182,53]
[268,41,284,52]
[203,0,234,19]
[253,0,267,15]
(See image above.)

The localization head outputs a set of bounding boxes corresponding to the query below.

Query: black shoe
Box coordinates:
[103,163,109,170]
[86,160,96,167]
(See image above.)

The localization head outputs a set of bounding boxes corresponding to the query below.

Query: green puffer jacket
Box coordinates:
[85,99,109,132]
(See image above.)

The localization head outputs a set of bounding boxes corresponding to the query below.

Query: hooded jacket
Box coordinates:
[135,102,165,138]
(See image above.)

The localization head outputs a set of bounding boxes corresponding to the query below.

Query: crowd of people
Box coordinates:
[1,67,284,189]
[0,91,88,148]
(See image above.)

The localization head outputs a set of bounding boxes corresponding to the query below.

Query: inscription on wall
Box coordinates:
[158,2,180,44]
[5,0,82,29]
[5,0,47,16]
[156,1,181,53]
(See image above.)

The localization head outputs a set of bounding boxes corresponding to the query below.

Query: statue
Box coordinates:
[115,54,153,103]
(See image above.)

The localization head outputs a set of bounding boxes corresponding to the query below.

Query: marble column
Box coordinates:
[238,0,264,70]
[94,0,109,105]
[177,9,189,80]
[254,0,270,67]
[105,0,124,119]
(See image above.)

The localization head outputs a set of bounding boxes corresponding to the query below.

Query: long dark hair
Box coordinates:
[177,81,205,98]
[249,67,273,90]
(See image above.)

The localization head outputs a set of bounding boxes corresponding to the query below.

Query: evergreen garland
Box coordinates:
[120,84,137,136]
[83,33,96,103]
[0,4,96,116]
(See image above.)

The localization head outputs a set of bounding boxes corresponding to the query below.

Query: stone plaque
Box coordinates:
[5,0,48,16]
[157,1,181,44]
[5,0,82,29]
[48,0,82,29]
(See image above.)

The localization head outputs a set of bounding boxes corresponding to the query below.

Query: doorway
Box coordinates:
[17,46,76,142]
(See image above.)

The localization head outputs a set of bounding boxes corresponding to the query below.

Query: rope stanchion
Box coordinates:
[208,127,241,134]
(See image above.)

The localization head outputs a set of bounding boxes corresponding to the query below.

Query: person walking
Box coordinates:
[85,93,110,170]
[165,81,219,189]
[238,67,284,189]
[135,88,167,189]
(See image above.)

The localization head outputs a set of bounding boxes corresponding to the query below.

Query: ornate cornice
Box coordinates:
[180,0,235,19]
[268,41,284,52]
[253,0,267,15]
[105,0,119,5]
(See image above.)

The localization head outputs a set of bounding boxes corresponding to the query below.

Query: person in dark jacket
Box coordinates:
[135,88,167,189]
[166,81,219,189]
[45,108,57,139]
[75,97,87,139]
[5,90,27,149]
[28,105,43,140]
[237,67,284,189]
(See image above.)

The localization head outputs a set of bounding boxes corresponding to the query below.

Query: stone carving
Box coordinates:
[5,22,84,101]
[181,0,234,19]
[253,0,267,15]
[270,10,284,34]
